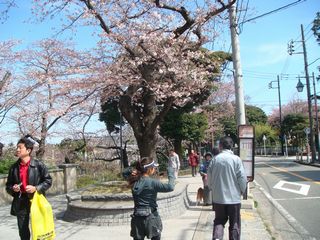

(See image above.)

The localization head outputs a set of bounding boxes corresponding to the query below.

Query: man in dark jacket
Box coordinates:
[6,136,52,240]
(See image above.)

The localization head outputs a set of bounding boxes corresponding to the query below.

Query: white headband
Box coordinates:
[143,161,159,169]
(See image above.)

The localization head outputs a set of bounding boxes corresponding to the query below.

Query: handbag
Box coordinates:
[30,191,56,240]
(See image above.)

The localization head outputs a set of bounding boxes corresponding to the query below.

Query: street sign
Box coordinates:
[238,125,255,182]
[304,127,310,135]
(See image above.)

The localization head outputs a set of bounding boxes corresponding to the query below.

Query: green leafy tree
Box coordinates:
[312,12,320,45]
[0,144,16,174]
[181,113,208,147]
[99,98,124,134]
[282,114,308,147]
[160,109,208,157]
[254,124,278,147]
[246,105,267,125]
[219,116,237,143]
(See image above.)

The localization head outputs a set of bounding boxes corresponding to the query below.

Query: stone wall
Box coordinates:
[63,181,190,226]
[0,164,77,206]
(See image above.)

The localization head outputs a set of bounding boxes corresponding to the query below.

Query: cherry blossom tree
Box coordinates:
[202,80,235,145]
[7,0,237,159]
[268,98,308,129]
[11,39,101,159]
[0,40,21,125]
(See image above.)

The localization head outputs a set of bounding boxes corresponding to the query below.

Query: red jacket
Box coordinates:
[188,153,199,167]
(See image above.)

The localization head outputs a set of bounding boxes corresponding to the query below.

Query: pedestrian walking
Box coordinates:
[123,157,175,240]
[188,149,199,177]
[5,136,52,240]
[207,137,247,240]
[168,149,180,179]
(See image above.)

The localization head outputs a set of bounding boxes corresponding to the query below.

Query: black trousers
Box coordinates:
[16,195,31,240]
[212,203,241,240]
[191,166,197,176]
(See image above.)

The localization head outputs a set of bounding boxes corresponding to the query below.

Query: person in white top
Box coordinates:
[168,149,180,179]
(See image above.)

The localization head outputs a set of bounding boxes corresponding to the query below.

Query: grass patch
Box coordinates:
[82,182,131,195]
[76,175,99,188]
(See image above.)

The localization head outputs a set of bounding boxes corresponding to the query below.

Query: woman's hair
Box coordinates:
[128,157,154,187]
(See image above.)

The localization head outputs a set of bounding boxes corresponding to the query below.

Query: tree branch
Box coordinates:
[154,1,195,38]
[46,88,98,131]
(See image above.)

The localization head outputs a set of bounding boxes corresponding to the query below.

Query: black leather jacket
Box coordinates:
[6,158,52,215]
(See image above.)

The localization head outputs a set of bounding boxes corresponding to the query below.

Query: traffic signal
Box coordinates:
[287,40,294,55]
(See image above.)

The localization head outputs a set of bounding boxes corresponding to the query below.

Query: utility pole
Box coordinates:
[277,75,284,156]
[229,2,249,200]
[312,72,320,162]
[269,76,284,155]
[289,24,316,163]
[301,24,316,163]
[229,3,246,126]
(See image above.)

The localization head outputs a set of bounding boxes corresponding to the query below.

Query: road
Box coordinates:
[253,156,320,240]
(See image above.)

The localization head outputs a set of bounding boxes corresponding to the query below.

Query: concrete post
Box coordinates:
[58,164,78,193]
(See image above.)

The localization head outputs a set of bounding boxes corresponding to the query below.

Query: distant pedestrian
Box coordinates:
[123,157,175,240]
[207,137,247,240]
[5,136,52,240]
[168,149,180,179]
[199,152,213,205]
[188,149,199,177]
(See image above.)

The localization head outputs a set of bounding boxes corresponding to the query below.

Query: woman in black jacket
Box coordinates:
[123,157,175,240]
[5,136,52,240]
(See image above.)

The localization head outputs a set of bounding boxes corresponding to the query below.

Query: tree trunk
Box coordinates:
[36,137,46,160]
[118,85,174,162]
[36,113,48,160]
[122,148,129,168]
[135,131,158,159]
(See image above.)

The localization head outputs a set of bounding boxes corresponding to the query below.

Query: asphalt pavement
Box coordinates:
[0,174,272,240]
[254,156,320,240]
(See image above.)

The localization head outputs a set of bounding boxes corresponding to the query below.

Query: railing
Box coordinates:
[255,146,301,156]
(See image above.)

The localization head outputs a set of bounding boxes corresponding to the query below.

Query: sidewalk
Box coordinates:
[0,175,272,240]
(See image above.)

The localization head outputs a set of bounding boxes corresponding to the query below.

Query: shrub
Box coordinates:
[0,147,16,174]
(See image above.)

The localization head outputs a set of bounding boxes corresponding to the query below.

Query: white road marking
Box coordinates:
[273,180,310,196]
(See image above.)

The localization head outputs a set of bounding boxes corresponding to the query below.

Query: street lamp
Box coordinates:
[296,78,304,92]
[296,75,317,163]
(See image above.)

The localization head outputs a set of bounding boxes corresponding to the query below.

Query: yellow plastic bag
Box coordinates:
[30,191,56,240]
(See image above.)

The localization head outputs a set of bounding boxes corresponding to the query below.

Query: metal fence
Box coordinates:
[255,146,300,156]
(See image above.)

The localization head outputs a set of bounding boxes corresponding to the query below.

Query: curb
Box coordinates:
[294,160,320,168]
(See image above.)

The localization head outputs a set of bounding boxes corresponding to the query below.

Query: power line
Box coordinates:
[239,0,306,25]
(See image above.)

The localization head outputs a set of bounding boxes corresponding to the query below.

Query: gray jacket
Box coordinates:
[207,150,247,204]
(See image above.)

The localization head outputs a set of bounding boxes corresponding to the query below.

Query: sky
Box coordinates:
[0,0,319,144]
[234,0,320,115]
